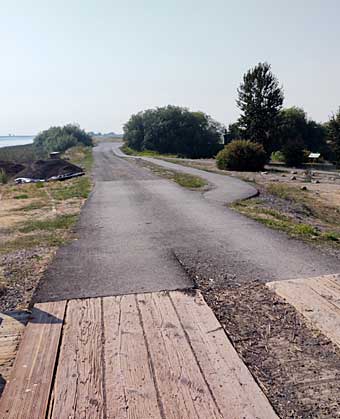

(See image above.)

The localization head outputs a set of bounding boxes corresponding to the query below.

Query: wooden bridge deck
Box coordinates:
[0,290,277,419]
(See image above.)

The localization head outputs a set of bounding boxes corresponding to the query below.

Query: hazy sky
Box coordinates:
[1,0,339,135]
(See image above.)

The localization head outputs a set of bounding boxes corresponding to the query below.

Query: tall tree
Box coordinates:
[237,62,284,154]
[326,108,340,165]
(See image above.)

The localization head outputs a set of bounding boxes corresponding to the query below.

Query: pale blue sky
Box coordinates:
[1,0,339,134]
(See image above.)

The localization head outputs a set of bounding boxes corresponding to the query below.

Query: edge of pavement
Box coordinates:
[111,142,258,204]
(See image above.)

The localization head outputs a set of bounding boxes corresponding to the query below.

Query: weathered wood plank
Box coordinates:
[50,298,104,419]
[102,296,128,419]
[0,311,29,365]
[0,301,66,419]
[308,275,340,309]
[103,295,162,418]
[137,292,223,419]
[170,290,278,419]
[267,275,340,348]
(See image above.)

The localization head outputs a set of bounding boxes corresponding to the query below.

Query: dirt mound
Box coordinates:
[17,159,83,180]
[0,161,25,176]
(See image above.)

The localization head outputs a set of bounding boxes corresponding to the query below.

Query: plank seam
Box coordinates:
[100,297,108,419]
[44,301,68,419]
[168,292,224,418]
[117,297,129,413]
[135,294,166,419]
[307,283,340,312]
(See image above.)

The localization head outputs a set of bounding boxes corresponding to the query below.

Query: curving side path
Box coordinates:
[112,142,258,204]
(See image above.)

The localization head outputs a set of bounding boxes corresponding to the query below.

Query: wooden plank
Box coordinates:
[50,298,104,419]
[0,311,29,367]
[0,311,29,365]
[308,275,340,308]
[0,310,30,396]
[102,296,127,419]
[170,291,278,419]
[103,295,162,418]
[267,275,340,348]
[137,292,224,419]
[0,301,66,419]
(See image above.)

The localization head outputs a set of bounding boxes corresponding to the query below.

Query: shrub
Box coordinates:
[34,124,93,158]
[271,150,285,162]
[216,140,267,171]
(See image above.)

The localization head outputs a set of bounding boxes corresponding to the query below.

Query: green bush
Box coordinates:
[34,124,93,158]
[216,140,267,171]
[271,150,285,162]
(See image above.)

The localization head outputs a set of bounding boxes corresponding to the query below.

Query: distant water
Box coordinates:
[0,136,35,148]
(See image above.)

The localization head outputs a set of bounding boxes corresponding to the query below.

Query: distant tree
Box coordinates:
[122,113,145,151]
[278,107,329,158]
[123,106,224,158]
[326,108,340,165]
[281,137,305,167]
[237,62,284,154]
[224,122,243,144]
[34,124,92,157]
[305,120,328,155]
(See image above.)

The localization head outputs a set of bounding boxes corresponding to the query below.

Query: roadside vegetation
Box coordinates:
[33,124,93,158]
[0,145,93,311]
[231,181,340,249]
[136,159,207,190]
[216,140,267,171]
[121,144,178,158]
[123,105,224,158]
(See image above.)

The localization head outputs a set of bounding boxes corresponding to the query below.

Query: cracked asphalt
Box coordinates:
[34,142,340,302]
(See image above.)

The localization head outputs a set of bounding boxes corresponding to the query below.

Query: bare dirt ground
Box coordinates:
[175,253,340,419]
[161,157,340,206]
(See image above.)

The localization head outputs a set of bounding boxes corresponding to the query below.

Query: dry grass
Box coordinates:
[0,145,93,308]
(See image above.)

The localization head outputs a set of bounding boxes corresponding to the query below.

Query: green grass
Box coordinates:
[231,199,339,245]
[121,145,178,158]
[51,176,91,200]
[173,173,206,188]
[18,214,78,233]
[13,193,29,199]
[139,160,207,189]
[266,183,301,200]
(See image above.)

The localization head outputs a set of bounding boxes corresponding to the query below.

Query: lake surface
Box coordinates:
[0,136,35,148]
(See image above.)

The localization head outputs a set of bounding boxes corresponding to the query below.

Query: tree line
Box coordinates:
[225,62,340,166]
[123,106,224,158]
[124,62,340,168]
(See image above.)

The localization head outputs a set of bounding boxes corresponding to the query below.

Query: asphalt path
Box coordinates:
[34,142,340,302]
[112,143,258,204]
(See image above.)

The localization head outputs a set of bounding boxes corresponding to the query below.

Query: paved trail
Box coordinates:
[35,142,340,302]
